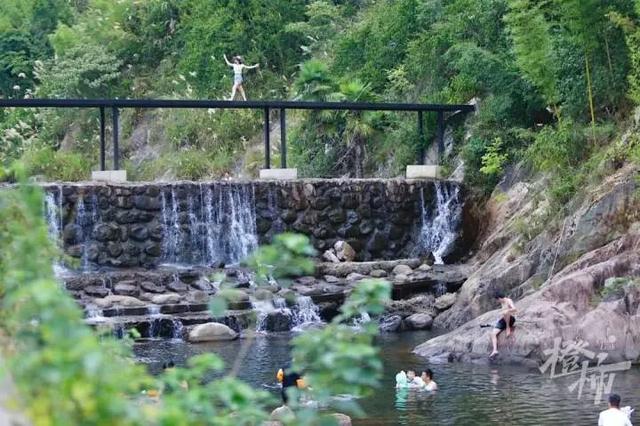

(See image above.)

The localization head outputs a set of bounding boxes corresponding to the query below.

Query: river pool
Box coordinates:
[134,331,640,425]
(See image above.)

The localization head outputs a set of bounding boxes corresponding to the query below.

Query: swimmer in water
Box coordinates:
[277,366,305,405]
[420,369,438,391]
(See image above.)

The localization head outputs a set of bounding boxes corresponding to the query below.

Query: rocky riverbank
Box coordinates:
[66,258,469,339]
[414,163,640,366]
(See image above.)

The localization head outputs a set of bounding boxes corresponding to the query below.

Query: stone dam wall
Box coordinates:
[42,179,466,270]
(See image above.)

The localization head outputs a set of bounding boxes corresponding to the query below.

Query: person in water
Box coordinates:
[598,394,634,426]
[489,291,517,358]
[224,54,259,101]
[406,370,424,388]
[421,369,438,391]
[276,367,305,404]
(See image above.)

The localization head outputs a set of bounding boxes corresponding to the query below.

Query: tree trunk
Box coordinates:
[353,135,365,179]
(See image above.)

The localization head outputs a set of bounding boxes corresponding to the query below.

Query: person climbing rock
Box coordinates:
[489,291,517,358]
[224,54,259,101]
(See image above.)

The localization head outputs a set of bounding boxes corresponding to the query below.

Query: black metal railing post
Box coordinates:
[112,106,120,170]
[437,111,445,165]
[417,111,424,165]
[280,108,287,168]
[99,106,106,171]
[263,107,270,169]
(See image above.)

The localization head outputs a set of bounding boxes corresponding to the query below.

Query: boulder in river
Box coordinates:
[264,311,293,332]
[379,315,403,332]
[331,413,352,426]
[370,269,388,278]
[405,313,433,330]
[188,322,238,342]
[434,293,457,311]
[151,293,182,305]
[270,405,294,422]
[323,249,341,263]
[94,295,146,308]
[392,264,413,276]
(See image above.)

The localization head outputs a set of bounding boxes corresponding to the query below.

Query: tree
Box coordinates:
[504,0,560,115]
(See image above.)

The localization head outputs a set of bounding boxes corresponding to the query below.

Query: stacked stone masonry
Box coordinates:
[42,179,464,269]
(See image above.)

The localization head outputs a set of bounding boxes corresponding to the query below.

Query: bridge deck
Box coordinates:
[0,98,475,172]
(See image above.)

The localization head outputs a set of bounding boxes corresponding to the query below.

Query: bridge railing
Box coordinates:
[0,98,475,172]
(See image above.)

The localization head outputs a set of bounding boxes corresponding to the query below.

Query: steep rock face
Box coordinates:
[414,233,640,365]
[434,165,638,331]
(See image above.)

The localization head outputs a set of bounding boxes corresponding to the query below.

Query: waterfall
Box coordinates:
[434,282,447,297]
[415,182,462,265]
[85,305,107,324]
[291,296,322,331]
[254,299,279,333]
[160,183,258,266]
[74,193,100,272]
[254,296,323,333]
[267,187,285,234]
[160,188,182,263]
[148,305,162,338]
[113,323,125,339]
[44,186,66,275]
[352,312,372,329]
[44,187,62,242]
[171,318,184,339]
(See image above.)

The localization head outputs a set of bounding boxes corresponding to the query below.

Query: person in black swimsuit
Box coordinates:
[277,367,304,404]
[489,291,517,358]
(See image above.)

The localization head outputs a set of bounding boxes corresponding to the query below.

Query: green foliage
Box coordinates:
[291,279,391,414]
[18,146,90,181]
[246,233,316,284]
[525,120,586,174]
[480,137,508,179]
[505,0,559,107]
[36,46,124,98]
[0,0,639,185]
[601,276,640,300]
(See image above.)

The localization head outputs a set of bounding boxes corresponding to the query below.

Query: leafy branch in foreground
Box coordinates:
[0,175,390,426]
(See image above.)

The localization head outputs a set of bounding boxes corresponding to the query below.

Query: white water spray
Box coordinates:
[416,182,462,264]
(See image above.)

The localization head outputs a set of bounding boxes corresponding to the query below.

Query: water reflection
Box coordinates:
[134,331,640,426]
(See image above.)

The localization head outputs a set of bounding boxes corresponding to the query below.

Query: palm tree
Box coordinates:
[334,80,375,178]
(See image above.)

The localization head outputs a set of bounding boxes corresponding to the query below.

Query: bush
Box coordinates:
[601,277,640,300]
[480,137,508,179]
[18,146,90,181]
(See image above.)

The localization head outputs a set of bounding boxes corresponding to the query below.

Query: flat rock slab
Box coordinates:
[316,259,423,277]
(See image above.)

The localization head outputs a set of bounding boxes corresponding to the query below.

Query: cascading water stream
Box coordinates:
[171,318,184,339]
[44,186,66,276]
[291,296,323,331]
[160,183,258,266]
[415,182,462,265]
[254,296,323,333]
[74,193,100,272]
[147,305,162,338]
